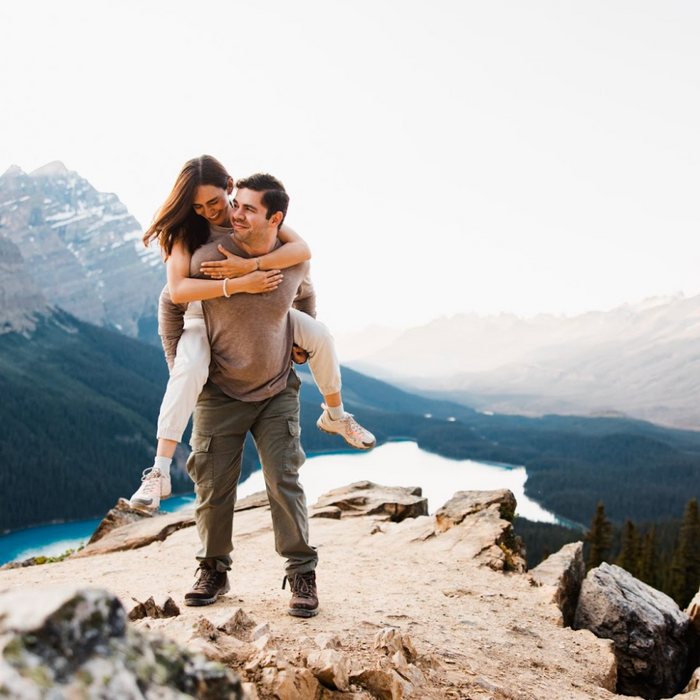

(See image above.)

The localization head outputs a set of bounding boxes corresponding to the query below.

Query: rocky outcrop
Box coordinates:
[311,481,428,522]
[141,607,428,700]
[0,163,165,338]
[87,497,158,543]
[71,508,196,558]
[0,586,244,699]
[432,489,526,572]
[530,541,585,626]
[72,493,274,560]
[574,562,697,699]
[0,486,630,700]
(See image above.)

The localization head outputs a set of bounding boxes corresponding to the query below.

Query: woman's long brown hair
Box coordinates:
[143,155,231,256]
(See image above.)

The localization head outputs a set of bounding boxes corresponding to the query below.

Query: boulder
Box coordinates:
[312,481,428,522]
[87,497,156,544]
[76,492,269,559]
[72,509,196,558]
[0,586,244,699]
[435,489,516,531]
[530,541,585,626]
[687,589,700,633]
[432,490,526,572]
[574,563,697,699]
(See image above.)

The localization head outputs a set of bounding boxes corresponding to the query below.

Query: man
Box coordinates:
[181,173,318,617]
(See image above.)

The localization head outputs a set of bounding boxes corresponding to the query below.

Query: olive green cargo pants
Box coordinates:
[186,371,317,575]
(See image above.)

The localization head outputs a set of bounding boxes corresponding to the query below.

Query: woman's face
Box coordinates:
[192,184,232,227]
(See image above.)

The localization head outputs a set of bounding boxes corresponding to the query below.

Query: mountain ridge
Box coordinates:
[346,293,700,429]
[0,162,165,339]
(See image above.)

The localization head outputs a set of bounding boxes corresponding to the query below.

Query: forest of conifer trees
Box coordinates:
[517,498,700,608]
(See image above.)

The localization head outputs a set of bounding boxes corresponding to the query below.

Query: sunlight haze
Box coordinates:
[1,0,698,332]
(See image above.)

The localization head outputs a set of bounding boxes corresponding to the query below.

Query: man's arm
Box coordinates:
[158,285,187,371]
[199,224,311,278]
[293,269,317,318]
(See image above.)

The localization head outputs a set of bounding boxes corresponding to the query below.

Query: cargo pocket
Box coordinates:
[187,433,213,488]
[285,419,306,474]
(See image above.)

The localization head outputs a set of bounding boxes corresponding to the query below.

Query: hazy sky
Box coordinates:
[2,1,699,333]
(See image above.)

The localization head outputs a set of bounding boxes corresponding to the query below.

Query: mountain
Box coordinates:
[0,162,165,340]
[2,235,700,537]
[0,234,50,334]
[0,309,184,533]
[347,294,700,429]
[0,307,479,534]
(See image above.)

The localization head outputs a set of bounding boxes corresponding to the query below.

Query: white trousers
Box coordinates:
[157,303,342,442]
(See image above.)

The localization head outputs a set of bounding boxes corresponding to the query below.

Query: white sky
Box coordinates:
[1,1,699,333]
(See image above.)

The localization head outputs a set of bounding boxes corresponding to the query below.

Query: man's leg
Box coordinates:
[251,371,319,617]
[251,371,317,573]
[185,381,253,605]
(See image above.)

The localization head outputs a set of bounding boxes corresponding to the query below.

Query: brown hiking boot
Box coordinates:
[184,560,230,607]
[283,570,319,618]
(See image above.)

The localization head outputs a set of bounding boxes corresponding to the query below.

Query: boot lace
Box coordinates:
[282,572,315,599]
[192,566,219,592]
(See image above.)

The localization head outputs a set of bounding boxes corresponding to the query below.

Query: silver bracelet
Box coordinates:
[223,278,231,298]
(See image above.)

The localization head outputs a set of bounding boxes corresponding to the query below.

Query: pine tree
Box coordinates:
[585,501,613,571]
[617,519,641,577]
[668,498,700,608]
[638,526,660,589]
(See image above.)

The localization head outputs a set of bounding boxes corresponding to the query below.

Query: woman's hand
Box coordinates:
[201,245,255,278]
[237,270,284,294]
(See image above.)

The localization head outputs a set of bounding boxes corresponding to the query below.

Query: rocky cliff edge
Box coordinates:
[1,483,692,700]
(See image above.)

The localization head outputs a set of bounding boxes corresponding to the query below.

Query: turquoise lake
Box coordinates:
[0,441,569,566]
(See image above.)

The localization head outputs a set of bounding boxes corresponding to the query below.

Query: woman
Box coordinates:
[129,155,375,510]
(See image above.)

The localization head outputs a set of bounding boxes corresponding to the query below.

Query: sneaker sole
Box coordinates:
[184,580,230,607]
[129,500,159,512]
[316,425,376,450]
[288,606,319,618]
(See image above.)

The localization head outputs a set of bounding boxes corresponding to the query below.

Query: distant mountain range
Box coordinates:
[0,162,165,340]
[344,294,700,430]
[2,161,700,536]
[2,294,700,534]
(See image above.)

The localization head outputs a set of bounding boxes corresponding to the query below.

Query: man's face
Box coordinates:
[192,184,231,227]
[231,188,278,244]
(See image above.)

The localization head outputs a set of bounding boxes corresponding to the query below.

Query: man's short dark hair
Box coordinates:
[235,173,289,226]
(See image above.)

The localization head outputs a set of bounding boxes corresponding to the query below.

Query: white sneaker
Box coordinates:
[316,404,376,450]
[129,467,171,510]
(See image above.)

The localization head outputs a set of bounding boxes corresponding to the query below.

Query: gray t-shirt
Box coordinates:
[158,223,316,401]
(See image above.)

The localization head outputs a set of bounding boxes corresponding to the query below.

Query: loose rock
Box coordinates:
[574,563,697,699]
[530,541,585,626]
[311,481,428,522]
[0,586,244,699]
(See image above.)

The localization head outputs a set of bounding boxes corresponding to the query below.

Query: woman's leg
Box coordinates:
[290,309,375,450]
[131,304,211,509]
